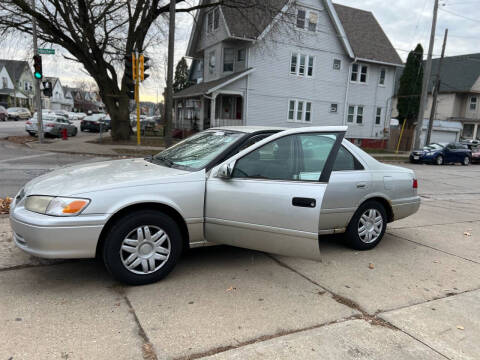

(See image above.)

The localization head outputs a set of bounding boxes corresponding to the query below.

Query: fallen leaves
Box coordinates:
[0,197,12,215]
[226,286,237,292]
[368,263,375,269]
[464,232,472,237]
[456,325,465,330]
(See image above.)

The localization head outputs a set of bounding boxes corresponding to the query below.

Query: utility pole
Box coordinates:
[425,28,448,146]
[164,0,175,148]
[413,0,439,150]
[31,0,44,143]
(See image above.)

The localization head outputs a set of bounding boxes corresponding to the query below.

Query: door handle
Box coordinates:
[356,182,367,189]
[292,197,316,208]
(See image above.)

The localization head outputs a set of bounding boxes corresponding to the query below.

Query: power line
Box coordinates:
[439,7,480,23]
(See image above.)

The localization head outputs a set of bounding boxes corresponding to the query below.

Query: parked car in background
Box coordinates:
[410,142,472,165]
[26,112,78,137]
[7,107,31,121]
[80,113,109,132]
[10,126,420,285]
[471,146,480,164]
[130,116,156,130]
[68,112,87,120]
[54,110,70,119]
[0,106,7,121]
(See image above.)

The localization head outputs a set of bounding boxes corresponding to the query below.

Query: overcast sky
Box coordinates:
[3,0,479,102]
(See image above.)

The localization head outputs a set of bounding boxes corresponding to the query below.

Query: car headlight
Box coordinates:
[25,196,90,216]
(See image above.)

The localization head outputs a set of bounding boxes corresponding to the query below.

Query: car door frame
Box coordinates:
[205,127,347,260]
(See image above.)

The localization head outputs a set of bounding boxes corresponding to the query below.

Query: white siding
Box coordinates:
[0,67,14,89]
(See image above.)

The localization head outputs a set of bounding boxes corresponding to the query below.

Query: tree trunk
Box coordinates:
[103,94,131,141]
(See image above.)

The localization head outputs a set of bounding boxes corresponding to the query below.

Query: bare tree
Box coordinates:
[0,0,293,140]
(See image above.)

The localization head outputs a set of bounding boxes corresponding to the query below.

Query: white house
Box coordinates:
[42,77,74,111]
[0,60,35,109]
[174,0,402,148]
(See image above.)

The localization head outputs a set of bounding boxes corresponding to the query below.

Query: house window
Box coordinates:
[237,49,246,62]
[288,100,295,120]
[290,53,298,74]
[296,9,306,29]
[24,81,30,91]
[470,96,477,111]
[208,51,216,74]
[206,8,219,33]
[299,55,306,76]
[351,64,368,83]
[290,53,314,77]
[330,103,338,113]
[379,68,386,85]
[375,107,382,125]
[223,48,234,72]
[288,99,313,123]
[333,59,341,70]
[347,105,364,124]
[296,8,318,32]
[2,77,7,88]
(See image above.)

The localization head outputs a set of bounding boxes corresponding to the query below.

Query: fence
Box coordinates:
[387,126,415,152]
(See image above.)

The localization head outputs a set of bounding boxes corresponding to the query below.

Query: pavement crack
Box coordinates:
[173,315,361,360]
[390,218,480,230]
[113,286,158,360]
[389,233,480,265]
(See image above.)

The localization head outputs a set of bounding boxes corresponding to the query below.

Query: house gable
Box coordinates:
[0,66,14,89]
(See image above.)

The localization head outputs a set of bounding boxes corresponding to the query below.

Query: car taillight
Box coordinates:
[26,121,31,125]
[46,123,55,128]
[413,179,418,189]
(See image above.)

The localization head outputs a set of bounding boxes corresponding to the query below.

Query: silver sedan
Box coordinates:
[10,126,420,285]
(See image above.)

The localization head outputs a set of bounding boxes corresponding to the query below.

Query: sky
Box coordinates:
[2,0,479,103]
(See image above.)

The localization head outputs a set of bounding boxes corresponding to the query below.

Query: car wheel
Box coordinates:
[27,131,35,136]
[436,155,444,165]
[102,210,183,285]
[72,128,78,137]
[345,201,387,250]
[462,156,470,166]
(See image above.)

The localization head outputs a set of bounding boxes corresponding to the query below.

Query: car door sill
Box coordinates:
[205,217,317,239]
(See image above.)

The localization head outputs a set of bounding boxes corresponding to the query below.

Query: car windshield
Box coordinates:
[424,143,444,150]
[151,130,244,171]
[8,108,20,112]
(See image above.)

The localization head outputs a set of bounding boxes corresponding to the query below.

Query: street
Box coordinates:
[1,153,479,359]
[0,140,108,198]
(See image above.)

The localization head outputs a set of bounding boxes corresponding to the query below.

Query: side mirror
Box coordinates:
[217,161,235,179]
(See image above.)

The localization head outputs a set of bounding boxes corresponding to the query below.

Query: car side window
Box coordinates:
[333,146,363,171]
[446,143,455,149]
[238,134,273,152]
[232,133,338,181]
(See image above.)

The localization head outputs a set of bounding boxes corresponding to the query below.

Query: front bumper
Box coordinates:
[9,201,107,259]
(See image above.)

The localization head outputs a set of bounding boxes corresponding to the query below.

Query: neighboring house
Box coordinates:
[0,59,35,110]
[42,77,74,111]
[174,0,402,147]
[392,53,480,141]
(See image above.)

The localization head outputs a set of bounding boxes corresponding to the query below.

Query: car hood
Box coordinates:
[23,158,194,197]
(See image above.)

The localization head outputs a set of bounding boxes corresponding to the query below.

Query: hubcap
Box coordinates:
[358,209,383,244]
[465,157,469,165]
[120,225,171,275]
[437,156,443,165]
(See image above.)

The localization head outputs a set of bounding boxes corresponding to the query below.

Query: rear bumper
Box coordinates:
[392,196,421,221]
[9,204,107,259]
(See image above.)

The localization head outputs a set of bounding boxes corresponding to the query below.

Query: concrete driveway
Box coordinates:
[1,163,479,360]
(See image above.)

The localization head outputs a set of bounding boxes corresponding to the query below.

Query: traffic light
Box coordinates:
[42,81,52,97]
[33,55,42,79]
[139,55,150,81]
[124,54,136,100]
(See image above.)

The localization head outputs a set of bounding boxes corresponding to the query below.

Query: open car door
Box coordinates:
[205,128,346,260]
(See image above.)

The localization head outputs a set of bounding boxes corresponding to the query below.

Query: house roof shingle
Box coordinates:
[394,53,480,95]
[174,68,253,98]
[333,3,402,65]
[0,59,30,81]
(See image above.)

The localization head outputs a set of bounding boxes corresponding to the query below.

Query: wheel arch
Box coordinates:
[95,202,190,258]
[359,196,394,223]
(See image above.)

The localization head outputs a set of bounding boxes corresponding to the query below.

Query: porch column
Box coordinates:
[211,93,217,128]
[199,97,205,130]
[473,124,479,140]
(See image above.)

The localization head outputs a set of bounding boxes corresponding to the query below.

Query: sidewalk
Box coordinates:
[26,133,164,157]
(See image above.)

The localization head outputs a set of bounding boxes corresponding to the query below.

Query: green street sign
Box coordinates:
[38,48,55,55]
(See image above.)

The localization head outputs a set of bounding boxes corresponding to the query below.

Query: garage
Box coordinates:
[419,120,462,145]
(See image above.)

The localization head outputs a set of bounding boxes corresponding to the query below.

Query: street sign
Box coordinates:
[38,48,55,55]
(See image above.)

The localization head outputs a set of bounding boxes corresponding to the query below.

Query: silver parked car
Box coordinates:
[7,107,31,121]
[26,112,78,137]
[10,126,420,285]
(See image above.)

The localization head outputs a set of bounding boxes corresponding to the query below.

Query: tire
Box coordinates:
[27,131,35,136]
[345,200,387,250]
[72,128,78,137]
[436,155,444,165]
[462,156,470,166]
[102,210,183,285]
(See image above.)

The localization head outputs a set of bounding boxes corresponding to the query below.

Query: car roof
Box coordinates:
[209,126,288,134]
